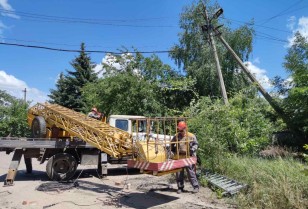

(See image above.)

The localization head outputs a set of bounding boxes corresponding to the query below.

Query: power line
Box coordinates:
[215,21,290,44]
[259,0,304,25]
[0,8,176,28]
[222,17,292,34]
[17,17,176,28]
[0,8,173,23]
[254,34,289,44]
[1,38,87,47]
[0,42,173,54]
[220,18,290,44]
[255,31,289,43]
[0,37,163,49]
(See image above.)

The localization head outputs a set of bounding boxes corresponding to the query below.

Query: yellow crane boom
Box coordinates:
[28,103,132,158]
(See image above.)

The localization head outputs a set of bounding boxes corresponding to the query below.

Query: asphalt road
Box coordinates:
[0,152,232,209]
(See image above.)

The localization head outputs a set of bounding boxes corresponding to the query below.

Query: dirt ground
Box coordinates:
[0,152,235,209]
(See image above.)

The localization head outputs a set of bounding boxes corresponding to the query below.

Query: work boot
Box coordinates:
[192,187,199,193]
[177,188,184,194]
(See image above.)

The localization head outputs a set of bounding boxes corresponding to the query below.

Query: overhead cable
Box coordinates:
[259,0,304,25]
[0,42,172,54]
[1,38,161,49]
[0,8,175,28]
[0,8,172,23]
[221,17,292,34]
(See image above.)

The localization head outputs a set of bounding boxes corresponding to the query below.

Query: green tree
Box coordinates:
[82,52,198,116]
[0,90,30,137]
[170,0,254,98]
[48,73,70,106]
[83,72,162,116]
[283,32,308,136]
[49,43,97,111]
[138,53,198,115]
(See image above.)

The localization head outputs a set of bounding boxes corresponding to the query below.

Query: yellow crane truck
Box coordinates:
[0,103,196,186]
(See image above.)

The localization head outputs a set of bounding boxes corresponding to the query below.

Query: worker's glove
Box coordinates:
[190,147,197,152]
[166,149,174,159]
[190,146,198,157]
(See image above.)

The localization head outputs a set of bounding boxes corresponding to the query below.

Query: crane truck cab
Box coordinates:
[108,115,146,133]
[108,115,172,143]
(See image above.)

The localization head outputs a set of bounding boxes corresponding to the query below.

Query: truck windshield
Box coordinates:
[115,119,128,131]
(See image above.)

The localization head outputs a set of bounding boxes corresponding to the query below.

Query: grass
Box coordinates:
[212,156,308,209]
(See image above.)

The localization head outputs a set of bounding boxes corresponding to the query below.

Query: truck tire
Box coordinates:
[46,153,77,181]
[31,116,46,138]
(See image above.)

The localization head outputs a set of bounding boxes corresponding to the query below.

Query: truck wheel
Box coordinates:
[46,153,77,181]
[31,116,46,138]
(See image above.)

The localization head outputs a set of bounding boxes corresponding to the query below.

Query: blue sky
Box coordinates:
[0,0,307,103]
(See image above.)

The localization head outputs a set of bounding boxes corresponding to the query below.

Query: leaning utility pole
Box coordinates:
[213,28,286,118]
[199,4,288,122]
[201,5,228,105]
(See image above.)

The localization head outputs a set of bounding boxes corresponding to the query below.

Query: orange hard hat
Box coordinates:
[91,107,97,112]
[177,121,187,131]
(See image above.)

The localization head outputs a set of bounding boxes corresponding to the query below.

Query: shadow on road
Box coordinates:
[0,166,140,185]
[35,179,179,209]
[119,191,178,208]
[0,170,50,183]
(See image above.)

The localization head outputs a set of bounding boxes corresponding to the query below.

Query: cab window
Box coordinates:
[115,119,128,131]
[133,120,147,132]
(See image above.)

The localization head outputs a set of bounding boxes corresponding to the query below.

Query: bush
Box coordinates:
[187,89,283,169]
[219,156,308,209]
[0,90,30,137]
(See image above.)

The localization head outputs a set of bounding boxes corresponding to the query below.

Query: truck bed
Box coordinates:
[0,137,94,150]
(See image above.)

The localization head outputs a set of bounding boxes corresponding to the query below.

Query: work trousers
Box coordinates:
[176,164,199,189]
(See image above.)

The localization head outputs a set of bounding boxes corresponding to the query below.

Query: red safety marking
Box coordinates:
[127,157,197,172]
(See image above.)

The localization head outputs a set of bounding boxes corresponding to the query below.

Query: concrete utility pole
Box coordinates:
[213,28,286,118]
[22,88,27,102]
[201,5,228,105]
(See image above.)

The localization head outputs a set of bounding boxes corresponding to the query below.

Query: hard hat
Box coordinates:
[91,107,97,112]
[177,121,187,131]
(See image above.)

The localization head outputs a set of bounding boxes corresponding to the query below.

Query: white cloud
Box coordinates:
[0,0,19,19]
[287,16,308,46]
[0,70,48,104]
[244,62,272,90]
[0,0,12,10]
[93,53,139,78]
[93,64,104,78]
[298,17,308,37]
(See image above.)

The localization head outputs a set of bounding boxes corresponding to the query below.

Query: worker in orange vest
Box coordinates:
[171,121,199,194]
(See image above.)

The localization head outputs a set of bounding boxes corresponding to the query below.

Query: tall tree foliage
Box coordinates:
[83,72,161,116]
[49,43,97,111]
[170,0,254,98]
[0,90,30,137]
[82,52,197,116]
[283,32,308,136]
[48,73,70,106]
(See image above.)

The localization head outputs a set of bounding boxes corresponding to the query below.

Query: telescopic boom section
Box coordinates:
[28,103,132,158]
